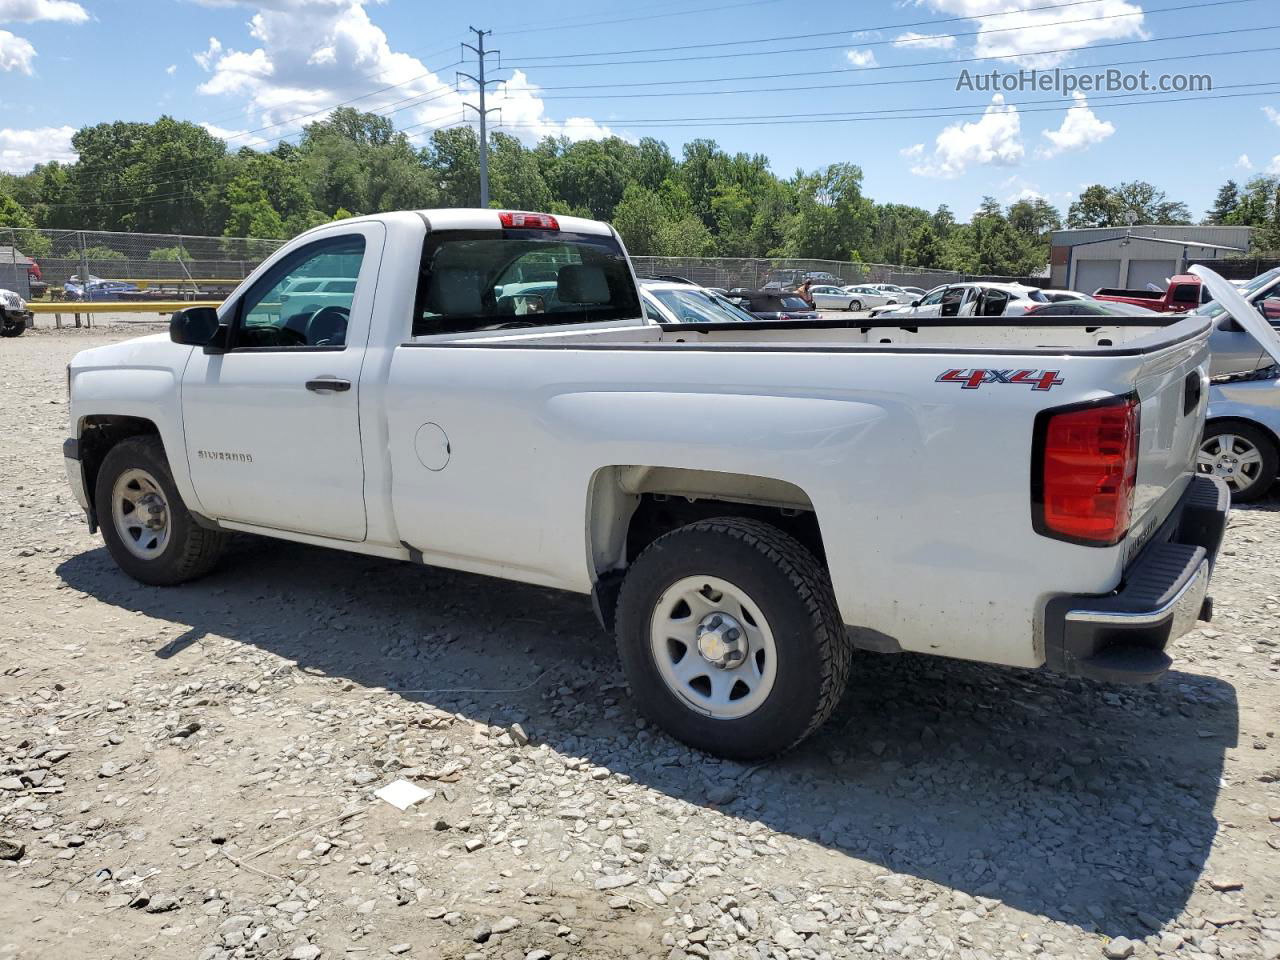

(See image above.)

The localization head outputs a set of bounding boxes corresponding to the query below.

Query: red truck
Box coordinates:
[1092,274,1207,313]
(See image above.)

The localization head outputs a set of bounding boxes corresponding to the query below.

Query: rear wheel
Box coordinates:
[615,518,852,759]
[848,299,862,311]
[1198,422,1278,503]
[95,436,228,585]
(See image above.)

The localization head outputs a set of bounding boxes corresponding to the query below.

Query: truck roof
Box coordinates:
[415,209,615,237]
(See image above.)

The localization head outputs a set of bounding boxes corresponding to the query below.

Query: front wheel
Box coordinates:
[1198,422,1278,503]
[615,518,852,759]
[95,436,228,585]
[0,315,26,337]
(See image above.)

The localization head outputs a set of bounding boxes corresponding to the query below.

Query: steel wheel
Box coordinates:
[1198,432,1264,495]
[649,575,777,720]
[110,467,171,560]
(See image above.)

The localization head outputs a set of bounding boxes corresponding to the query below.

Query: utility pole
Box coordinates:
[459,27,501,208]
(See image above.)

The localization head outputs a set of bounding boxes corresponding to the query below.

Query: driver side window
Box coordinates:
[235,235,366,350]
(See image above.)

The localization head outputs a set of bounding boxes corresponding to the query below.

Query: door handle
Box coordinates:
[305,378,351,393]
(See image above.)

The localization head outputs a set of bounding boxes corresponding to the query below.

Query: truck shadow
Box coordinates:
[56,535,1239,939]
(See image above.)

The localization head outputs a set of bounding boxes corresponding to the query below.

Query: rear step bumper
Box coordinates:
[1043,475,1230,684]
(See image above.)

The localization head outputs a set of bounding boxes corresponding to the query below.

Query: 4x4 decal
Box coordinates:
[936,368,1064,391]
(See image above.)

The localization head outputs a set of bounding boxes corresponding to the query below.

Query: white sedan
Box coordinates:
[807,285,865,310]
[841,285,900,310]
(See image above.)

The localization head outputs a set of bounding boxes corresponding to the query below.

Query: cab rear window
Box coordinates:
[411,229,642,336]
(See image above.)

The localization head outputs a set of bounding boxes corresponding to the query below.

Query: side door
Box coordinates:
[911,286,948,318]
[180,222,385,541]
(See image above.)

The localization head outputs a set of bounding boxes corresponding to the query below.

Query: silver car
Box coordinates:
[1191,266,1280,501]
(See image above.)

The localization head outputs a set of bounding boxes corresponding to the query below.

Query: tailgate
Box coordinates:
[1126,334,1210,554]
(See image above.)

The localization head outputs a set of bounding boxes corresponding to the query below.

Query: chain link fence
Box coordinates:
[1,227,284,301]
[0,228,1053,305]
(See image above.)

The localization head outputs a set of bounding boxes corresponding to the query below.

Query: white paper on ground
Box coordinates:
[373,778,431,811]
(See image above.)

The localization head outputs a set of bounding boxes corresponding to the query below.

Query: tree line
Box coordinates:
[0,108,1271,273]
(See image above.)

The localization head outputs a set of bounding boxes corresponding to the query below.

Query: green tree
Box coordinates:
[1206,180,1241,225]
[70,117,228,233]
[0,190,51,256]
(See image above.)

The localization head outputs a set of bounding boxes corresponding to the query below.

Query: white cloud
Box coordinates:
[198,121,272,149]
[491,70,614,142]
[892,31,956,50]
[0,0,87,23]
[1263,106,1280,127]
[1038,92,1114,157]
[1267,156,1280,176]
[845,48,877,67]
[0,0,87,74]
[165,63,177,76]
[918,0,1145,67]
[194,36,223,71]
[1237,153,1253,171]
[0,124,75,172]
[900,143,924,159]
[193,2,613,147]
[0,28,33,72]
[909,94,1024,178]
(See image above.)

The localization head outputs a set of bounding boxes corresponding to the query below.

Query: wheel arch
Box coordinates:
[585,465,827,631]
[77,415,164,518]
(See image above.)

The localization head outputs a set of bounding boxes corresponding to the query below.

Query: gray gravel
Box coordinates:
[2,325,1278,960]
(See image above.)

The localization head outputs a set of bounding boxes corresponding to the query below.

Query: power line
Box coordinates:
[504,0,1255,67]
[500,0,783,37]
[493,83,1280,130]
[502,80,1280,126]
[519,27,1269,98]
[509,0,1158,60]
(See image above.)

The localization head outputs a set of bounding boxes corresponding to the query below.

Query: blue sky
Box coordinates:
[0,0,1273,220]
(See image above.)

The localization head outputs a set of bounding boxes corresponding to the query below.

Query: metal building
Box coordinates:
[1048,225,1252,292]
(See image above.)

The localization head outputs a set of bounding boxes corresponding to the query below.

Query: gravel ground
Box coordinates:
[2,325,1279,960]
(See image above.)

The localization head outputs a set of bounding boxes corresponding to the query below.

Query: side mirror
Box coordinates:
[911,299,921,307]
[170,306,221,348]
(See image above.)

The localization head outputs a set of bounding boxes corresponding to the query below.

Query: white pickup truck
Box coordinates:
[64,209,1246,759]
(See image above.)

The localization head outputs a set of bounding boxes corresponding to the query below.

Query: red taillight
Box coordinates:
[499,211,559,230]
[1033,395,1139,546]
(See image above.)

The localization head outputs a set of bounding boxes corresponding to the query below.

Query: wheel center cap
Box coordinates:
[696,613,747,668]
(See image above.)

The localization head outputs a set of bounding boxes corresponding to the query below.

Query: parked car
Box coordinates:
[763,269,843,291]
[841,285,899,310]
[1022,300,1159,318]
[889,281,1049,319]
[1094,274,1211,313]
[732,290,821,320]
[1192,267,1280,501]
[898,286,927,299]
[1041,289,1093,303]
[64,275,141,301]
[639,279,758,324]
[0,288,32,337]
[807,284,865,310]
[64,208,1243,759]
[1192,264,1280,378]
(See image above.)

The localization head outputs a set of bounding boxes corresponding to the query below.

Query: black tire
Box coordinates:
[848,300,862,311]
[1199,421,1279,503]
[0,316,25,337]
[615,517,852,760]
[95,436,227,585]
